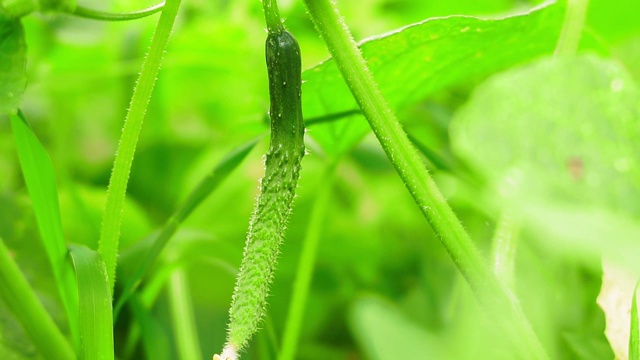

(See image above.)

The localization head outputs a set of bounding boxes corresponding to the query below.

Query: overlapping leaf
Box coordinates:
[302,3,574,156]
[11,112,79,344]
[69,245,113,360]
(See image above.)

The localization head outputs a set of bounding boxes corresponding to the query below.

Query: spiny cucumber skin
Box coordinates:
[225,30,305,353]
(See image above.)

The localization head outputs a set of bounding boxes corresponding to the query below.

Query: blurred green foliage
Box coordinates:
[1,0,639,359]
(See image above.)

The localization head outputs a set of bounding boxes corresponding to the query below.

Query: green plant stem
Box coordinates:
[301,0,547,358]
[490,211,520,288]
[168,268,203,360]
[279,163,335,360]
[554,0,589,56]
[98,0,183,293]
[69,3,164,21]
[262,0,283,34]
[0,238,75,360]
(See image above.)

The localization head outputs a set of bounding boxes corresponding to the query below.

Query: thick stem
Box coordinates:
[301,0,547,358]
[98,0,183,293]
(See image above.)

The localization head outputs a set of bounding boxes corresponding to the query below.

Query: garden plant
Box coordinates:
[0,0,639,359]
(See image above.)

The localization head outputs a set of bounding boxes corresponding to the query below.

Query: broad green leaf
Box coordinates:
[114,137,259,319]
[349,296,451,360]
[303,3,578,156]
[0,18,26,115]
[450,55,640,266]
[68,245,113,360]
[10,112,79,345]
[632,282,639,360]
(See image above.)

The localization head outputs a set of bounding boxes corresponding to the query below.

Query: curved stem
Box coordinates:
[68,3,164,21]
[301,0,548,358]
[554,0,589,56]
[98,0,183,294]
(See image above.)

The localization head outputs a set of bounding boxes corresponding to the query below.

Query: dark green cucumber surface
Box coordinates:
[226,30,305,351]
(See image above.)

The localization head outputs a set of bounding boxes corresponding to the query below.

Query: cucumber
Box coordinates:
[217,29,305,359]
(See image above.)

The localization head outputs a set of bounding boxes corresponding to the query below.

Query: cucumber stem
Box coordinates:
[262,0,284,34]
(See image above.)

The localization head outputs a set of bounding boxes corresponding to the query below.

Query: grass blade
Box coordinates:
[10,111,79,347]
[69,245,114,360]
[631,281,640,360]
[0,237,75,359]
[115,138,260,318]
[279,163,335,360]
[131,294,172,360]
[167,268,202,360]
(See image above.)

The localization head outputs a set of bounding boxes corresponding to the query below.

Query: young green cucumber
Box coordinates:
[215,29,305,359]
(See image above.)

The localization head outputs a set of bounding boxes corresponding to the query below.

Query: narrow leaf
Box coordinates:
[167,269,202,360]
[69,245,113,360]
[0,238,75,359]
[114,137,259,318]
[10,111,79,345]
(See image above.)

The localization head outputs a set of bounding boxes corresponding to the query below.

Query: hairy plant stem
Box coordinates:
[301,0,547,358]
[98,0,183,293]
